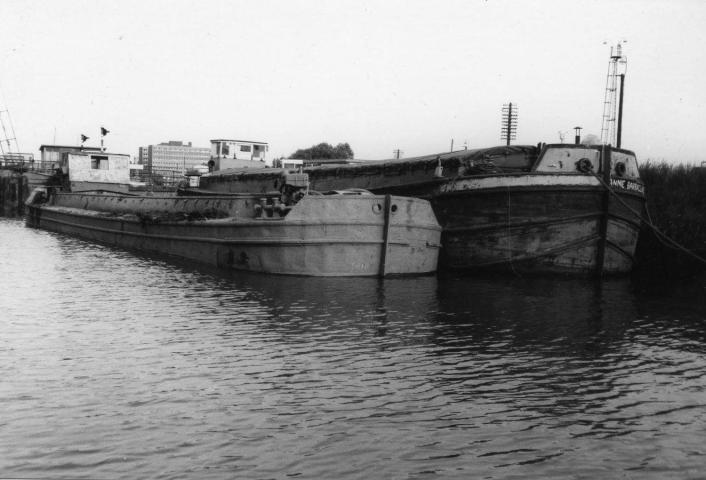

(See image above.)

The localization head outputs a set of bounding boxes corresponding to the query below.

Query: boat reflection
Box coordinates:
[432,275,639,357]
[180,260,644,358]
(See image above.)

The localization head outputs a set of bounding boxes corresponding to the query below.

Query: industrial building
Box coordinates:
[139,141,211,176]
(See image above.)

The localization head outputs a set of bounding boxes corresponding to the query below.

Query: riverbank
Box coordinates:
[634,162,706,279]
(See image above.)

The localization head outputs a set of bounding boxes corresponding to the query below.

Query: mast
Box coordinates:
[600,43,627,146]
[0,104,20,156]
[617,73,625,148]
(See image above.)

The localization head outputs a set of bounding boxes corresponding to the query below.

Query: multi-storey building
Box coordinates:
[137,146,149,166]
[139,141,211,176]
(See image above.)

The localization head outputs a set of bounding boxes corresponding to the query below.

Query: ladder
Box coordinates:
[600,43,627,145]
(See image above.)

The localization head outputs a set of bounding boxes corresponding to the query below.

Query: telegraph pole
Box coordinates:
[501,103,518,146]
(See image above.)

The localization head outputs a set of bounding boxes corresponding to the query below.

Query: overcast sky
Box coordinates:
[1,0,704,162]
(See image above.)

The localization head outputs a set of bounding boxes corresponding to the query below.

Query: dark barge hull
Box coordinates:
[433,174,643,274]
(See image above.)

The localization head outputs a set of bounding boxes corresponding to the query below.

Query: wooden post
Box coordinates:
[0,175,5,215]
[17,175,27,215]
[379,194,391,277]
[595,145,612,275]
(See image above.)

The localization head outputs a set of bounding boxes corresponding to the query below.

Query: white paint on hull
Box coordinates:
[440,174,601,193]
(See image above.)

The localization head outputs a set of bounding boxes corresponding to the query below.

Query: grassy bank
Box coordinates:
[634,162,706,279]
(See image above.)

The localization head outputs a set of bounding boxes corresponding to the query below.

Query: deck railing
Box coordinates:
[0,155,56,174]
[130,170,186,192]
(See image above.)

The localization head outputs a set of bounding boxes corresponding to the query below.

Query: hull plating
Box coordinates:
[26,193,441,277]
[434,174,644,274]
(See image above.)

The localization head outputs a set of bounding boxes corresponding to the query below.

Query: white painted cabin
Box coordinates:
[64,152,132,192]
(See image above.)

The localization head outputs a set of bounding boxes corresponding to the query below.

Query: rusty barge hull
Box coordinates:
[433,174,644,274]
[26,192,441,277]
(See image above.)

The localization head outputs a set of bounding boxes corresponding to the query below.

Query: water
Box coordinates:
[1,217,705,479]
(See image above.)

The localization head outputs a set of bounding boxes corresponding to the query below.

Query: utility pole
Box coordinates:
[501,102,518,146]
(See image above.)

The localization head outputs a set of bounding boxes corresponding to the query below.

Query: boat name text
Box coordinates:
[610,178,644,194]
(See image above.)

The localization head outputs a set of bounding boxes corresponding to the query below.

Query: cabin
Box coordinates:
[40,145,103,164]
[209,139,269,171]
[61,151,132,193]
[277,159,303,170]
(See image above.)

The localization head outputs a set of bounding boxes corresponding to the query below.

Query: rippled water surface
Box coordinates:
[1,217,706,479]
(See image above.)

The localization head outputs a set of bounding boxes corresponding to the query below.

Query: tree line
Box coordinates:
[289,142,354,160]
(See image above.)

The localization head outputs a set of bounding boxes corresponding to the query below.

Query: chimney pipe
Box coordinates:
[574,126,582,145]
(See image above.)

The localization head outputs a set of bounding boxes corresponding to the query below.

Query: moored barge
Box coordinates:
[192,143,645,274]
[25,150,441,277]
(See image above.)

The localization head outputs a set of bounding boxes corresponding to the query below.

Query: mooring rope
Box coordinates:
[592,171,706,266]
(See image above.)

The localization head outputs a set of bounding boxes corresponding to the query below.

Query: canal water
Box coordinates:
[1,217,705,479]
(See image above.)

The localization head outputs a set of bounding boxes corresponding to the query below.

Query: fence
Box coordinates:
[0,156,188,194]
[0,155,54,174]
[130,170,187,192]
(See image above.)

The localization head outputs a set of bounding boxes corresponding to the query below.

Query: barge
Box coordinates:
[25,151,441,277]
[192,143,645,274]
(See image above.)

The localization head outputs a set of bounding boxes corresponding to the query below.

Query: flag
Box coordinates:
[80,134,89,142]
[101,127,109,136]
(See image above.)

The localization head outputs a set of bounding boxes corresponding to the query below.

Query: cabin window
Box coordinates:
[91,155,109,170]
[240,145,251,152]
[612,151,639,178]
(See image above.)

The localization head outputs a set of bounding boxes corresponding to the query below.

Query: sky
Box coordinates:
[0,0,704,163]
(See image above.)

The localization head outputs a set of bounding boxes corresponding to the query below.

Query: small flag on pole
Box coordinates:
[80,134,89,143]
[99,127,109,152]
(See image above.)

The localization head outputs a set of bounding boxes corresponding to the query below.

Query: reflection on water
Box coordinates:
[1,218,705,479]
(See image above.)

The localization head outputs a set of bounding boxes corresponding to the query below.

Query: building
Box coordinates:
[137,146,149,166]
[39,145,103,165]
[272,158,303,170]
[271,157,359,169]
[62,151,132,193]
[209,139,269,171]
[139,141,211,176]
